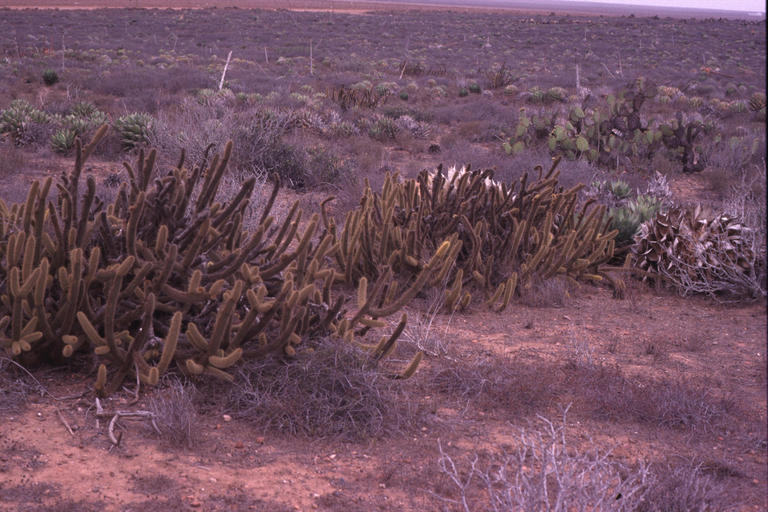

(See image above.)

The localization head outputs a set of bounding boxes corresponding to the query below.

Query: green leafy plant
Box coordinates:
[0,100,53,146]
[609,194,662,247]
[368,116,398,141]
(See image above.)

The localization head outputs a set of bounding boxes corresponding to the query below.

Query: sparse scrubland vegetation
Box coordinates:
[0,4,765,511]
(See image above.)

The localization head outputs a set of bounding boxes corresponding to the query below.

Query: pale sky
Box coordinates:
[576,0,765,12]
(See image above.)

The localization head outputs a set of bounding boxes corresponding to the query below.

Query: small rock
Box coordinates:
[222,414,232,422]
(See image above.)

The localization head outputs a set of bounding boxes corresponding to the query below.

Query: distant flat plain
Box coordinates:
[0,0,760,18]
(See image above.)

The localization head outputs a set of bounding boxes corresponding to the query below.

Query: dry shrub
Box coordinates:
[723,165,766,286]
[148,99,348,190]
[85,66,212,111]
[0,357,39,413]
[0,141,26,179]
[518,275,572,307]
[436,408,651,511]
[566,363,733,433]
[223,337,421,440]
[431,98,516,127]
[148,378,201,449]
[636,462,728,512]
[436,410,733,511]
[427,355,555,416]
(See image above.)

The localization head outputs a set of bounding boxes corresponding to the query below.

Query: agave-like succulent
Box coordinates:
[50,127,77,154]
[1,100,54,145]
[633,205,763,299]
[1,100,36,140]
[608,179,631,200]
[70,101,98,118]
[609,206,643,247]
[748,92,766,112]
[113,113,153,149]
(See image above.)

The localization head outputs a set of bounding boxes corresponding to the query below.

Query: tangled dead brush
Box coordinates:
[633,204,765,300]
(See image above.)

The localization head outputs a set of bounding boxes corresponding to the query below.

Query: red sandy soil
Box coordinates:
[0,2,765,511]
[2,280,766,511]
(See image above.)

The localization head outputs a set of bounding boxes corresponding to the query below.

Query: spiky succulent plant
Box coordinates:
[633,205,764,300]
[50,127,77,154]
[748,92,766,112]
[113,113,153,149]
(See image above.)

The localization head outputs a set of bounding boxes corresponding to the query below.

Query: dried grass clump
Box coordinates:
[428,356,554,415]
[567,363,732,433]
[636,462,728,512]
[0,357,39,413]
[518,275,572,308]
[148,378,201,449]
[223,338,421,440]
[148,99,340,189]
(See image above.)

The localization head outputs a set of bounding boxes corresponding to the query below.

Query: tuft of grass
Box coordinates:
[566,363,733,433]
[42,69,59,86]
[222,337,421,440]
[427,355,554,416]
[518,275,571,308]
[0,357,39,414]
[148,379,200,449]
[398,289,452,357]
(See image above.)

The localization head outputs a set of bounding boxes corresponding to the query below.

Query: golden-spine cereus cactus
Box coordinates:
[324,157,618,313]
[0,127,426,396]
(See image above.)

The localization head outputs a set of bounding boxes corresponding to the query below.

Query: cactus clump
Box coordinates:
[326,158,617,312]
[1,127,422,396]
